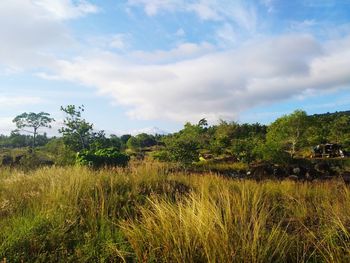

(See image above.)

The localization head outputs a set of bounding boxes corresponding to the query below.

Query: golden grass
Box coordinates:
[1,163,350,262]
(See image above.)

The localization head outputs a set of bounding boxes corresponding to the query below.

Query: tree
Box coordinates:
[76,148,129,168]
[126,136,141,151]
[164,135,199,165]
[120,134,132,144]
[12,112,54,148]
[162,122,204,165]
[210,120,238,154]
[135,133,157,148]
[59,105,93,151]
[109,134,122,150]
[265,110,309,158]
[44,137,76,165]
[198,118,208,129]
[329,115,350,144]
[231,136,264,163]
[89,130,111,151]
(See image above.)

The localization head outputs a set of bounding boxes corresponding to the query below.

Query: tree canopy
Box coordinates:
[59,105,93,151]
[12,112,54,148]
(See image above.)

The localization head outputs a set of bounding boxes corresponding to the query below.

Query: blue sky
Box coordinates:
[0,0,350,135]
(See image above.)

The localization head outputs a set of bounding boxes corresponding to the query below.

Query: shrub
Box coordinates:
[19,153,54,170]
[76,147,129,168]
[44,138,76,165]
[152,150,171,162]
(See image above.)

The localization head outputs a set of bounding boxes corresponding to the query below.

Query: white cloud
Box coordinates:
[127,0,181,16]
[216,23,237,45]
[1,1,349,126]
[86,34,131,51]
[46,34,350,123]
[34,0,98,20]
[189,0,257,31]
[130,42,214,63]
[110,34,130,50]
[0,0,97,71]
[261,0,275,13]
[0,117,17,135]
[290,19,317,31]
[116,126,169,136]
[187,1,220,20]
[0,116,60,136]
[175,28,186,37]
[0,96,44,107]
[127,0,257,31]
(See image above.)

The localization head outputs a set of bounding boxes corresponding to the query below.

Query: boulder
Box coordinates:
[1,155,13,166]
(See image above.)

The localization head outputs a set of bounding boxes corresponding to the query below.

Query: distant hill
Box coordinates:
[311,110,350,118]
[130,126,169,136]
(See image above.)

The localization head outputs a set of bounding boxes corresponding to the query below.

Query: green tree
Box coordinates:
[126,136,141,151]
[89,130,111,151]
[120,134,132,144]
[44,138,76,165]
[136,133,157,148]
[329,115,350,144]
[161,122,205,165]
[210,120,238,154]
[231,136,264,163]
[109,134,122,150]
[164,135,199,165]
[265,110,309,158]
[12,112,54,148]
[59,105,93,151]
[305,117,328,145]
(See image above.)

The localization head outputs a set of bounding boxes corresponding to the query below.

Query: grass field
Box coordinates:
[1,162,350,262]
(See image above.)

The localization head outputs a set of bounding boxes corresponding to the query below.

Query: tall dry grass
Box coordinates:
[1,163,350,262]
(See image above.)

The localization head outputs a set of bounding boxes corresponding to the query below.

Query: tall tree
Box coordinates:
[265,110,309,158]
[59,105,93,151]
[12,112,54,148]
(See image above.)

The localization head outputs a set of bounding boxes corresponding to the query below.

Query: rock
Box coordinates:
[14,154,25,165]
[305,172,311,180]
[292,167,301,174]
[341,171,350,184]
[314,161,331,172]
[288,175,299,181]
[1,155,13,166]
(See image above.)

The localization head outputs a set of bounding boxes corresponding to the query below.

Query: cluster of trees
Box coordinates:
[155,118,267,165]
[6,105,162,167]
[2,107,350,167]
[155,110,350,165]
[0,132,49,148]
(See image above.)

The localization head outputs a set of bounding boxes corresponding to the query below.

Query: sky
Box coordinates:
[0,0,350,136]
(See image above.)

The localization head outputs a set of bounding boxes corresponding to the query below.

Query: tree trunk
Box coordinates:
[33,127,37,149]
[291,139,296,158]
[78,133,85,150]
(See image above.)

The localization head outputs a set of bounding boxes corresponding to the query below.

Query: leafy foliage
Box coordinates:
[329,115,350,145]
[265,110,309,158]
[0,132,49,148]
[76,147,129,168]
[126,133,157,152]
[44,138,76,165]
[12,112,54,148]
[159,121,208,165]
[59,105,93,151]
[2,108,350,169]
